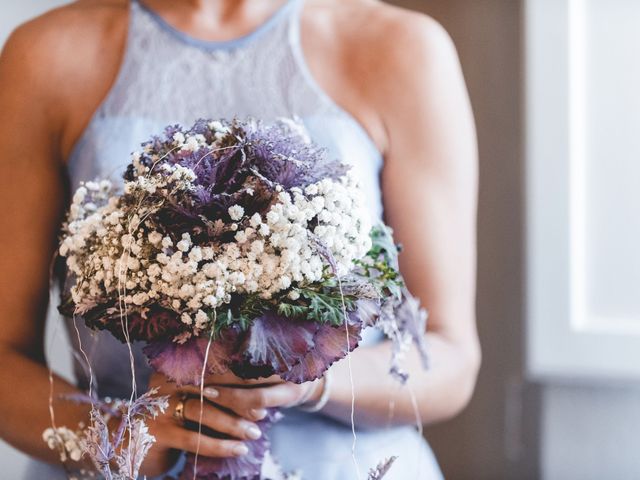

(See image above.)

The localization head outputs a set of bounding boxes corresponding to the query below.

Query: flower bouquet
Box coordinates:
[54,118,428,479]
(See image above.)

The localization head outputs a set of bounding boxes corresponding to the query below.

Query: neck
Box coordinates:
[140,0,291,41]
[154,0,286,21]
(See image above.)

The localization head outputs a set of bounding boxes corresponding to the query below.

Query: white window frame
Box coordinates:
[525,0,640,381]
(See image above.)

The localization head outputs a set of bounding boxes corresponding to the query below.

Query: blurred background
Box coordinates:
[2,1,639,479]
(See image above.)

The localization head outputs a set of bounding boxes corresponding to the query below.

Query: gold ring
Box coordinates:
[173,394,188,424]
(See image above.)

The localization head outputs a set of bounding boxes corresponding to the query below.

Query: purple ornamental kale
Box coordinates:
[123,119,350,247]
[144,334,236,387]
[81,305,185,343]
[241,119,350,189]
[143,312,363,386]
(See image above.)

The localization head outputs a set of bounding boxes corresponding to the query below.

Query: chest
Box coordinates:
[60,1,385,162]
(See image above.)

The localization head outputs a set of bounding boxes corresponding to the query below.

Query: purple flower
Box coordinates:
[144,334,236,386]
[144,311,364,386]
[122,119,351,248]
[80,305,184,343]
[230,313,319,380]
[281,319,361,383]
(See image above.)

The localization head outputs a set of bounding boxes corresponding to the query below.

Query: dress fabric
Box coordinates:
[24,1,444,478]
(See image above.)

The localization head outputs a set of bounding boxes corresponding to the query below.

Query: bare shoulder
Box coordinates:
[308,0,456,74]
[303,1,461,152]
[2,0,127,72]
[350,2,463,101]
[343,1,450,43]
[0,0,128,127]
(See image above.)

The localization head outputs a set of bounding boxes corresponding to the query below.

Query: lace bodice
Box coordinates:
[106,0,328,120]
[69,0,383,221]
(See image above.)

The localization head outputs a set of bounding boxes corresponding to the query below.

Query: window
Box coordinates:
[526,0,640,380]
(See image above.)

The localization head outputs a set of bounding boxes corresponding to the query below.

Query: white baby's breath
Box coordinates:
[228,205,245,221]
[60,119,371,329]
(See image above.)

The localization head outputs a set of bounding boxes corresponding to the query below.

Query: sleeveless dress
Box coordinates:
[25,1,443,478]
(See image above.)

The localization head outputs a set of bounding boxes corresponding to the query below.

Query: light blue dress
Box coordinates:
[25,1,443,478]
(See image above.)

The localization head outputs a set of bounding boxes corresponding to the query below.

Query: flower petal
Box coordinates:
[230,313,319,379]
[281,320,362,384]
[143,334,235,386]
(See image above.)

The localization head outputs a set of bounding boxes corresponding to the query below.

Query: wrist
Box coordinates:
[303,377,324,404]
[298,370,333,413]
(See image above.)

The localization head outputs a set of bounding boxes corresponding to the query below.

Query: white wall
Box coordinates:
[1,2,72,477]
[542,384,640,480]
[0,0,70,44]
[529,1,640,477]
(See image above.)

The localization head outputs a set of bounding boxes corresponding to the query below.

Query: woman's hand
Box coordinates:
[140,372,324,477]
[179,372,325,421]
[140,373,262,477]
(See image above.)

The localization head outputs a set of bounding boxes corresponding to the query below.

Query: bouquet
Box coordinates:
[52,118,429,479]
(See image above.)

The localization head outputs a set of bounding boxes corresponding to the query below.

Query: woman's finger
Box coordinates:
[182,397,262,441]
[161,423,249,458]
[180,383,310,420]
[178,385,269,420]
[206,372,283,387]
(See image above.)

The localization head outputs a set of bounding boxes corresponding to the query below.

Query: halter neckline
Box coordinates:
[133,0,299,51]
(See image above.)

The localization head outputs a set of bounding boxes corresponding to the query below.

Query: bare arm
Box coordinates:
[317,13,480,427]
[0,18,89,463]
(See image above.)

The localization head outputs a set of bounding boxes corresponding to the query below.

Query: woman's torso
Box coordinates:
[27,1,443,478]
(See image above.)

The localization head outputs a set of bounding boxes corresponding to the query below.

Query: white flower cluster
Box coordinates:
[218,171,373,302]
[43,426,83,462]
[167,174,372,311]
[170,120,230,153]
[61,157,371,338]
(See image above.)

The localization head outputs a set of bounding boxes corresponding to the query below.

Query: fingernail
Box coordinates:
[250,409,267,420]
[204,387,219,399]
[233,444,249,457]
[245,425,262,440]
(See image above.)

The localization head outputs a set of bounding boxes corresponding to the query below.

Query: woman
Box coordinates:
[0,0,479,478]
